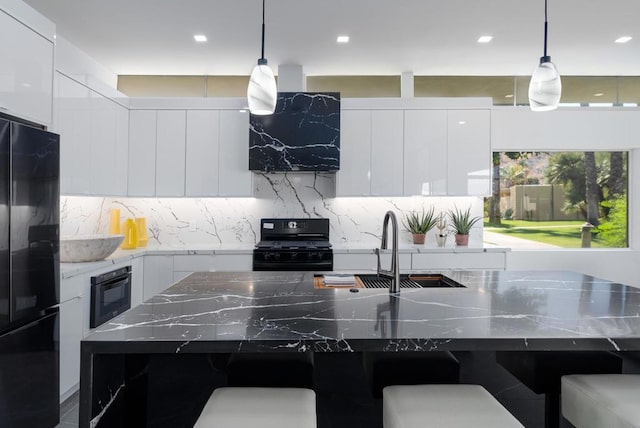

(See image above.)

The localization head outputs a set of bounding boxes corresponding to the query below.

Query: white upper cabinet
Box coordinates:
[447,110,491,196]
[113,104,130,196]
[90,91,117,195]
[336,110,371,196]
[57,74,91,195]
[128,110,157,196]
[337,109,403,196]
[218,110,252,197]
[156,110,186,196]
[186,110,220,196]
[403,110,448,196]
[0,8,54,125]
[371,110,404,196]
[57,72,129,196]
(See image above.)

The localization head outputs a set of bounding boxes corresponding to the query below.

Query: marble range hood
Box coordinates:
[249,92,340,172]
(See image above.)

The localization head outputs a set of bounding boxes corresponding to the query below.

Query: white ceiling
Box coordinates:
[23,0,640,77]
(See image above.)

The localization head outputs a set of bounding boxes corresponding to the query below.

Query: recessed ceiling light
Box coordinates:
[593,93,604,97]
[458,121,466,125]
[615,36,632,43]
[337,35,349,43]
[193,34,207,42]
[477,36,493,43]
[505,94,514,98]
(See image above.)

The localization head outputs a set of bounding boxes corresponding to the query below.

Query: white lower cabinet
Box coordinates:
[333,253,412,271]
[130,257,144,308]
[59,258,144,402]
[143,255,174,300]
[59,296,83,402]
[172,254,253,283]
[411,252,506,270]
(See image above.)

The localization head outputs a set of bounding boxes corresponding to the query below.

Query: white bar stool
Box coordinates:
[383,384,524,428]
[194,387,317,428]
[562,374,640,428]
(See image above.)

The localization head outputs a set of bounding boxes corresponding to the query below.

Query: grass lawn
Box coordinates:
[484,219,609,248]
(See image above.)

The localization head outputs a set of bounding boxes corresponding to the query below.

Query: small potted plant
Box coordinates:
[448,206,481,246]
[402,207,437,245]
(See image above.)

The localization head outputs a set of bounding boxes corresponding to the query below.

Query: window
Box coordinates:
[484,151,628,248]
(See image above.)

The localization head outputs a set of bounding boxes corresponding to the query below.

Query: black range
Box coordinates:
[252,218,333,271]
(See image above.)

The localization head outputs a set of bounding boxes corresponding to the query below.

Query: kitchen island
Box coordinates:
[80,270,640,428]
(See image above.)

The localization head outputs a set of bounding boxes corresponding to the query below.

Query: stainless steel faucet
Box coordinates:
[376,210,401,293]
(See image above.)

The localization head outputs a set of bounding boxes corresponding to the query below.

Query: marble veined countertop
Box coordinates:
[83,270,640,353]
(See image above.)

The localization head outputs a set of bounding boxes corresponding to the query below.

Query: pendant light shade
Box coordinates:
[248,59,277,115]
[528,0,561,111]
[247,0,277,115]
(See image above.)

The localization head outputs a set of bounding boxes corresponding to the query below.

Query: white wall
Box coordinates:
[492,107,640,286]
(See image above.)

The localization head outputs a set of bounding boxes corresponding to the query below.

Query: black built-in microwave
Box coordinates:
[90,266,131,328]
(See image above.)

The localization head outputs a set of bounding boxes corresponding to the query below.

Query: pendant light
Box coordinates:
[247,0,277,115]
[528,0,562,111]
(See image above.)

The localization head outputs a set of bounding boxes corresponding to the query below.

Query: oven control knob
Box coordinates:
[290,252,297,260]
[274,253,281,261]
[264,253,271,261]
[309,252,318,260]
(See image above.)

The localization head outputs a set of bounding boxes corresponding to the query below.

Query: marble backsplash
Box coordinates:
[60,173,484,247]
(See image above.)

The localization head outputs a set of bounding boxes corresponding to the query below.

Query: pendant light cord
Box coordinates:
[543,0,548,58]
[261,0,266,60]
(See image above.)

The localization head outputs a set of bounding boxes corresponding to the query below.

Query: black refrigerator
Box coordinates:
[0,117,60,427]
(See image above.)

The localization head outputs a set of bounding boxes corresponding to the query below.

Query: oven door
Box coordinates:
[90,266,131,328]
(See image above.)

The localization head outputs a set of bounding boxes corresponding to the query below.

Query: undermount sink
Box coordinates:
[356,274,465,289]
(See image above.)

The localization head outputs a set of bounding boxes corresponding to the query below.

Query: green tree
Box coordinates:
[488,152,533,225]
[596,195,627,247]
[584,152,600,226]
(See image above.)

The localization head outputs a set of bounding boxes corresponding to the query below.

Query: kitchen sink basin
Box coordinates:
[356,274,465,289]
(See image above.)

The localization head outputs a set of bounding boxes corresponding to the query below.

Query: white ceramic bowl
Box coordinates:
[60,234,124,263]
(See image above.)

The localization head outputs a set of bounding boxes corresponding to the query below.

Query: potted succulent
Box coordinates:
[448,206,482,246]
[402,207,437,245]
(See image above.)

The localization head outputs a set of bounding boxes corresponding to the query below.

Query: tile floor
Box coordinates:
[56,391,79,427]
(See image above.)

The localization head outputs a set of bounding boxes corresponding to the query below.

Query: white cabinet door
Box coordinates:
[371,110,404,196]
[113,104,130,196]
[333,252,411,271]
[403,110,448,196]
[447,110,491,196]
[143,255,174,300]
[156,110,186,196]
[218,110,252,196]
[130,257,144,309]
[90,91,117,195]
[57,74,91,195]
[59,296,82,401]
[128,110,157,196]
[411,252,506,270]
[336,110,371,196]
[213,254,252,271]
[186,110,220,196]
[0,9,53,125]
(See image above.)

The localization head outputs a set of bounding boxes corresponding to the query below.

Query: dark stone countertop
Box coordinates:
[82,270,640,352]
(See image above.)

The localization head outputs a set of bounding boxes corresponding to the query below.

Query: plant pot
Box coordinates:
[412,233,426,245]
[455,234,469,246]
